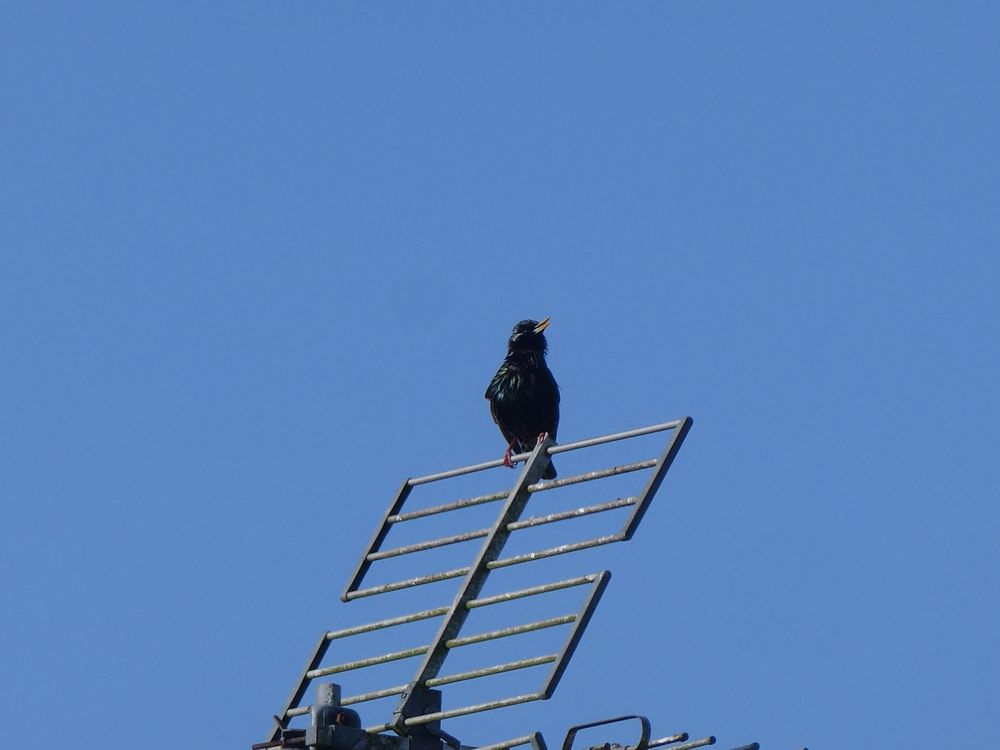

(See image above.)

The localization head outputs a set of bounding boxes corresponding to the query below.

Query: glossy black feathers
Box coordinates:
[485,319,561,479]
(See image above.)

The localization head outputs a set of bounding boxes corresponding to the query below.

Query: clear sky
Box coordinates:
[2,4,998,750]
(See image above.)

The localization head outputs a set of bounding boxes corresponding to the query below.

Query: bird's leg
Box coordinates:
[535,432,550,445]
[503,440,516,468]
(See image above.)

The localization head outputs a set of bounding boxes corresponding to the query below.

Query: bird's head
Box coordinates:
[507,317,551,354]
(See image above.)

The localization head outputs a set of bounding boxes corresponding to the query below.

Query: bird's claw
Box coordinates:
[503,444,515,468]
[535,432,550,446]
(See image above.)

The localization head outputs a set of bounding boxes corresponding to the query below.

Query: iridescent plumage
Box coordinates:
[485,318,560,479]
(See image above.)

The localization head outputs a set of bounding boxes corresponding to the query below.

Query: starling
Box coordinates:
[485,317,561,479]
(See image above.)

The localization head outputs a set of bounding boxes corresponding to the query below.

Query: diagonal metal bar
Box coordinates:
[342,478,414,601]
[539,570,611,698]
[390,437,555,731]
[268,633,330,742]
[620,417,693,540]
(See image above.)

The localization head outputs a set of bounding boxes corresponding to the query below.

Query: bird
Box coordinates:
[485,317,561,479]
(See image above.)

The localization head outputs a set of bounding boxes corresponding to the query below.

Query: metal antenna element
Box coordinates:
[559,716,760,750]
[266,418,693,743]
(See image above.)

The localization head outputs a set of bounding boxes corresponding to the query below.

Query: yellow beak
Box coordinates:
[533,317,551,334]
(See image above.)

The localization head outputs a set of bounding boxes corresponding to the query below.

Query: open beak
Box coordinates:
[533,317,551,334]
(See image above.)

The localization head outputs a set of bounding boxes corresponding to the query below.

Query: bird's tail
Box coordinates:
[542,460,556,480]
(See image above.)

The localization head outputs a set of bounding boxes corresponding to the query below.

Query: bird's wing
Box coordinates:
[540,365,561,441]
[486,361,522,447]
[484,360,508,401]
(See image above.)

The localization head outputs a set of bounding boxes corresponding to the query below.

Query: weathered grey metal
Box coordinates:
[267,419,695,743]
[487,534,625,570]
[367,493,633,563]
[403,419,683,488]
[400,691,544,727]
[526,460,658,494]
[560,714,651,750]
[366,495,638,575]
[548,420,684,454]
[348,426,688,599]
[660,738,716,750]
[389,438,556,731]
[368,528,492,562]
[326,608,450,641]
[312,610,580,681]
[405,455,530,487]
[620,418,693,540]
[556,716,746,750]
[365,733,413,750]
[445,614,577,648]
[270,633,332,741]
[346,566,471,601]
[647,733,690,749]
[426,654,558,687]
[307,645,430,679]
[347,574,606,732]
[508,497,638,531]
[343,425,686,603]
[341,684,409,706]
[343,478,414,604]
[536,571,610,699]
[389,489,510,523]
[466,574,600,609]
[473,733,546,750]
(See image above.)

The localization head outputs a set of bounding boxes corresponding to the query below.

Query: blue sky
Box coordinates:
[2,4,998,749]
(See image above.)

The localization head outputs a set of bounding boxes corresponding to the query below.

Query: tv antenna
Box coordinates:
[256,418,761,750]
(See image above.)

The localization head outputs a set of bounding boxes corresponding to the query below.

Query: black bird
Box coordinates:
[485,317,561,479]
